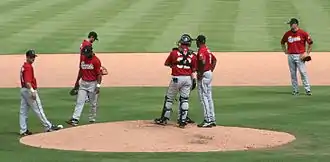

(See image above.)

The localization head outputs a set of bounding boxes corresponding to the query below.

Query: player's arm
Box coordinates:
[95,59,102,85]
[74,57,83,87]
[164,52,174,67]
[306,32,313,55]
[23,67,36,99]
[280,33,288,54]
[211,53,217,72]
[197,51,205,74]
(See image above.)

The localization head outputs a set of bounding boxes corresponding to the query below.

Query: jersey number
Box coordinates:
[176,57,192,69]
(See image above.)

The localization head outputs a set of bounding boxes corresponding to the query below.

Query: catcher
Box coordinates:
[281,18,313,96]
[154,34,197,128]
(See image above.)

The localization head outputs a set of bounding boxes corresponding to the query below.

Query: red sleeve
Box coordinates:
[94,58,101,75]
[23,66,33,83]
[191,55,198,72]
[211,53,217,62]
[305,32,313,45]
[165,51,174,65]
[281,32,288,44]
[197,49,204,61]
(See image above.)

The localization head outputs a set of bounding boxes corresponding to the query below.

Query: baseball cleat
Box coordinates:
[210,122,217,127]
[65,118,79,126]
[154,117,168,125]
[306,91,312,96]
[46,125,62,132]
[197,121,213,128]
[20,130,33,136]
[178,121,187,128]
[186,117,195,124]
[292,91,299,96]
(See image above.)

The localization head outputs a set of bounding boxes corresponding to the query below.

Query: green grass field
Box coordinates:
[1,0,330,161]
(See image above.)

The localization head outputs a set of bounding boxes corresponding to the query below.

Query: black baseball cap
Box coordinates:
[287,18,299,25]
[26,49,37,58]
[88,31,98,40]
[196,35,206,43]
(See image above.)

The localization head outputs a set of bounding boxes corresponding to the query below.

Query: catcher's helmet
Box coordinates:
[179,34,192,46]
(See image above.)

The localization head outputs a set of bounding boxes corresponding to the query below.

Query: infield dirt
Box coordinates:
[8,52,330,152]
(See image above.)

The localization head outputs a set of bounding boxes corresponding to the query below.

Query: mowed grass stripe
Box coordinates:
[233,0,271,51]
[107,0,187,52]
[294,0,330,51]
[0,0,88,40]
[34,0,140,54]
[197,0,239,51]
[1,0,117,54]
[265,0,298,51]
[0,0,37,14]
[148,1,212,52]
[0,0,61,26]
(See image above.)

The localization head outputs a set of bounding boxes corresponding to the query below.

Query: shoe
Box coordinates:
[46,125,62,132]
[186,117,195,124]
[292,91,299,96]
[65,118,79,126]
[306,91,312,96]
[178,121,187,128]
[89,120,96,123]
[20,130,33,136]
[210,121,217,127]
[197,121,213,128]
[154,117,168,125]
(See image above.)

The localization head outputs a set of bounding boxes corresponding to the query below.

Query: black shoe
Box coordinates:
[186,117,195,124]
[20,130,33,136]
[306,91,312,96]
[154,117,168,125]
[210,122,217,127]
[197,121,213,128]
[46,125,62,132]
[66,118,79,126]
[292,91,299,96]
[178,121,187,128]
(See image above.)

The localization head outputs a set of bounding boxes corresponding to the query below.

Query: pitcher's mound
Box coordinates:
[20,120,295,152]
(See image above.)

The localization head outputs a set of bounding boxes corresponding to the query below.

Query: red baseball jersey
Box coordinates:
[80,55,101,81]
[197,44,217,72]
[20,62,37,89]
[281,29,313,54]
[80,39,92,54]
[165,46,197,76]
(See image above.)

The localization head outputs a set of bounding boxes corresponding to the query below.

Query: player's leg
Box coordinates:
[197,72,213,128]
[297,57,312,95]
[177,76,192,128]
[288,55,299,95]
[197,78,208,122]
[88,88,99,123]
[67,82,88,126]
[205,71,216,126]
[154,77,178,125]
[19,89,32,135]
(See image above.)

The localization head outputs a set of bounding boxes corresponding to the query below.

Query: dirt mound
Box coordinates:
[20,120,295,152]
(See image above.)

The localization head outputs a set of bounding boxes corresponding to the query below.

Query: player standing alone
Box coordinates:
[19,50,61,136]
[66,45,102,126]
[195,35,217,128]
[281,18,313,96]
[154,34,197,128]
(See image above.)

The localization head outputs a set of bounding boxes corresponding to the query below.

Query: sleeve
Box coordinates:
[164,51,174,65]
[305,32,313,44]
[211,53,217,62]
[197,49,204,61]
[23,66,33,83]
[281,32,287,44]
[191,55,198,72]
[94,58,101,75]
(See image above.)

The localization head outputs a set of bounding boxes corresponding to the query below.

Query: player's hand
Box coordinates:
[300,53,307,60]
[95,87,100,94]
[31,92,36,100]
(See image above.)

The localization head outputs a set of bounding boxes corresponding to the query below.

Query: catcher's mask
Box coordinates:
[82,45,93,58]
[178,34,192,46]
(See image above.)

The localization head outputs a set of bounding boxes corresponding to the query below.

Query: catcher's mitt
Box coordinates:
[69,85,79,96]
[301,55,312,62]
[191,78,197,90]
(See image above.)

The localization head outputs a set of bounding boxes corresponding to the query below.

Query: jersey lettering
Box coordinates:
[80,61,94,69]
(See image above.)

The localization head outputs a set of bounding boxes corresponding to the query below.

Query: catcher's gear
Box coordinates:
[177,34,193,46]
[69,85,79,96]
[191,78,196,90]
[301,55,312,62]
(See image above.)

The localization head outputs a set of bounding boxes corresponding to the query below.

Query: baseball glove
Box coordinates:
[191,78,197,90]
[69,85,79,96]
[301,55,312,62]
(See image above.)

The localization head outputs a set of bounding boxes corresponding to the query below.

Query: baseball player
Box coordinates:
[19,50,62,136]
[66,45,102,126]
[154,34,197,128]
[281,18,313,96]
[195,35,217,128]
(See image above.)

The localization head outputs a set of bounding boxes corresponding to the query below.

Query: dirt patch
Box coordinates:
[20,120,296,152]
[5,52,327,152]
[2,52,330,88]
